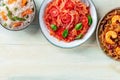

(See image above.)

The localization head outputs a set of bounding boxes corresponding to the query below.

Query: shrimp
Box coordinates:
[116,47,120,55]
[105,31,117,44]
[111,15,120,32]
[112,15,120,24]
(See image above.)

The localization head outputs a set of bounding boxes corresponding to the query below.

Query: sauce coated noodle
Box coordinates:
[44,0,92,42]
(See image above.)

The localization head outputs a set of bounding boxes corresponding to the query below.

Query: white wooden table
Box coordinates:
[0,0,120,80]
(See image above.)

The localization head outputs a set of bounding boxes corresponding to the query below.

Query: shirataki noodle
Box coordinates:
[44,0,92,42]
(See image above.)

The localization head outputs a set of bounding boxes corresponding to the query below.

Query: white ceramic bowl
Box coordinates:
[96,8,120,61]
[0,0,36,31]
[39,0,98,48]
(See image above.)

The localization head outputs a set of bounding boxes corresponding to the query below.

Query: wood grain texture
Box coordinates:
[0,0,120,80]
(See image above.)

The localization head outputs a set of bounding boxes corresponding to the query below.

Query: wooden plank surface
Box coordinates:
[0,0,120,80]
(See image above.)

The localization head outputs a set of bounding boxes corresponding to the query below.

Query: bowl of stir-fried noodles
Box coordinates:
[97,8,120,61]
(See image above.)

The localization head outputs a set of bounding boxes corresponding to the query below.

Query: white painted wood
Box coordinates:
[0,0,120,80]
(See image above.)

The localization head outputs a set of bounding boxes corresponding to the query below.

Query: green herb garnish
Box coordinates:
[75,23,82,30]
[75,34,83,39]
[62,29,68,38]
[88,15,93,25]
[51,24,57,31]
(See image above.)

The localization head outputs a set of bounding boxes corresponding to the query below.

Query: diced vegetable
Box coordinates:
[26,15,29,18]
[6,6,15,21]
[88,15,93,25]
[0,11,7,21]
[14,7,18,11]
[51,24,57,31]
[6,6,26,21]
[8,0,17,4]
[13,16,26,21]
[2,3,6,6]
[7,15,16,21]
[13,22,22,27]
[62,29,68,38]
[21,0,27,7]
[3,23,7,27]
[22,9,33,17]
[75,23,82,30]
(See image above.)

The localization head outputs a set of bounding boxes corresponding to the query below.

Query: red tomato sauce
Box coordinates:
[44,0,92,42]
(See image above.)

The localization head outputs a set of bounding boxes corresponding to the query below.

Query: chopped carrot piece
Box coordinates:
[8,0,16,4]
[0,11,7,21]
[13,22,22,27]
[22,9,33,17]
[21,0,27,7]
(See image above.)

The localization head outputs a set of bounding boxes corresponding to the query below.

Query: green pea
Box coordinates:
[51,24,57,31]
[6,6,9,11]
[2,3,5,6]
[26,15,29,18]
[75,34,83,39]
[62,29,68,38]
[75,23,82,30]
[3,23,7,27]
[14,8,18,11]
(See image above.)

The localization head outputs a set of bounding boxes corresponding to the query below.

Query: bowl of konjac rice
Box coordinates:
[0,0,36,31]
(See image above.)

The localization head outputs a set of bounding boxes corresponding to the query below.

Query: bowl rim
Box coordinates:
[96,7,120,61]
[0,0,37,31]
[39,0,98,49]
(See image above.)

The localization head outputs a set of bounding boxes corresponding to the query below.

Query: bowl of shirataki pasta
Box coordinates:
[39,0,97,48]
[97,8,120,61]
[0,0,36,31]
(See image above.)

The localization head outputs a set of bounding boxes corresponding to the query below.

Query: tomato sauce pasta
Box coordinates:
[44,0,92,42]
